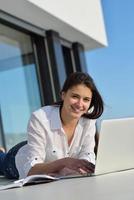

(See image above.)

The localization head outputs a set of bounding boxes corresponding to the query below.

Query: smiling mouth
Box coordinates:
[71,106,83,114]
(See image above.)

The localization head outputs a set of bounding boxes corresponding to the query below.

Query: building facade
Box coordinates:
[0,0,107,149]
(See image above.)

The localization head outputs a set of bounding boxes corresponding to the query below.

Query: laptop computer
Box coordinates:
[94,117,134,175]
[63,117,134,179]
[12,117,133,183]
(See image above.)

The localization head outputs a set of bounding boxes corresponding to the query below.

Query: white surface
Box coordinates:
[0,0,107,50]
[0,170,134,199]
[95,117,134,175]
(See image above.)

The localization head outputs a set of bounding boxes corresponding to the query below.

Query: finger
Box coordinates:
[78,168,87,175]
[79,165,94,173]
[79,163,95,173]
[81,161,95,171]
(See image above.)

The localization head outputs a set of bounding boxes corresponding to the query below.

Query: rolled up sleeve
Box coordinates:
[16,113,47,178]
[78,120,96,165]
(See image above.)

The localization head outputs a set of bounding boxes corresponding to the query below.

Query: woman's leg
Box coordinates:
[3,141,27,179]
[0,152,7,175]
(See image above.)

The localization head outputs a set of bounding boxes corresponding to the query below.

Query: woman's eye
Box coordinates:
[84,98,91,102]
[72,95,78,98]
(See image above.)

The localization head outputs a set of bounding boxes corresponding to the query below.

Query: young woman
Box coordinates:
[0,72,103,179]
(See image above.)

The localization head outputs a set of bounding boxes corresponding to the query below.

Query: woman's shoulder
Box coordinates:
[31,105,59,121]
[33,105,57,113]
[80,117,96,126]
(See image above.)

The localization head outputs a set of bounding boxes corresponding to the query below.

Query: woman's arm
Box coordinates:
[28,157,94,176]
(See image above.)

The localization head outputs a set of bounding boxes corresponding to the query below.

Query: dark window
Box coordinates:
[62,45,75,76]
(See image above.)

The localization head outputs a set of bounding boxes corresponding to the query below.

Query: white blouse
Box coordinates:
[15,106,96,179]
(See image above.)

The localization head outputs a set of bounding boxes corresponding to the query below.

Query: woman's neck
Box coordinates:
[60,107,78,127]
[60,108,79,145]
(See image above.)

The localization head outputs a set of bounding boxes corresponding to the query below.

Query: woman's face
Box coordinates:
[61,84,92,120]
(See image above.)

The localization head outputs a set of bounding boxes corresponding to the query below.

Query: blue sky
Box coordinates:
[86,0,134,121]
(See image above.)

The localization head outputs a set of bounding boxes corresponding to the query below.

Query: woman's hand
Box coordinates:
[58,167,80,176]
[58,157,95,174]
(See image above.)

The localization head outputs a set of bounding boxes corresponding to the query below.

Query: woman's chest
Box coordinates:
[45,130,83,161]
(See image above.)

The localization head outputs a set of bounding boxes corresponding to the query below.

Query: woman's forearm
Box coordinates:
[27,159,65,176]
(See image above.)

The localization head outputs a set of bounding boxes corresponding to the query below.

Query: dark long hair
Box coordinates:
[55,72,104,119]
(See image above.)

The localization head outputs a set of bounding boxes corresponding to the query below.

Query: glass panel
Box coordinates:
[62,46,74,76]
[0,23,41,150]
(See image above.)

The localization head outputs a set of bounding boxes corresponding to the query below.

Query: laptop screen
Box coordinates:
[95,117,134,175]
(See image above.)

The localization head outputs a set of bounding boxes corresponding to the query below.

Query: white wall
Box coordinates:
[28,0,107,48]
[0,0,107,50]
